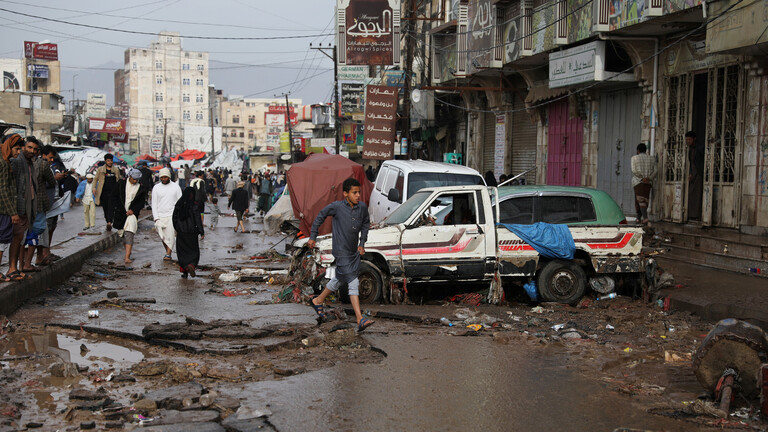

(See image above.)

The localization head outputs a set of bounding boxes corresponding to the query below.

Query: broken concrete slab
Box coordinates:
[152,409,220,425]
[325,328,355,347]
[201,327,269,339]
[69,388,107,400]
[143,383,203,410]
[132,360,172,376]
[221,416,277,432]
[140,422,224,432]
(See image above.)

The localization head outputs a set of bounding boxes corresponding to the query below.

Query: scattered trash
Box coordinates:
[748,267,762,274]
[448,293,484,306]
[552,324,566,331]
[605,324,615,331]
[466,324,482,331]
[440,317,453,327]
[219,273,240,282]
[505,312,522,322]
[222,289,252,297]
[597,293,617,301]
[664,351,692,363]
[94,272,111,278]
[88,310,99,318]
[730,407,751,419]
[589,276,615,294]
[454,308,473,320]
[623,347,633,353]
[530,306,545,314]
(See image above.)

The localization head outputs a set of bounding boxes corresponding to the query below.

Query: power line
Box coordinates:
[0,7,333,40]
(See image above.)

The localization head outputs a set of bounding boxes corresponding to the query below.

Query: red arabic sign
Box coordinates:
[362,85,397,160]
[338,0,401,66]
[24,41,59,61]
[88,118,126,134]
[266,105,298,127]
[110,133,128,143]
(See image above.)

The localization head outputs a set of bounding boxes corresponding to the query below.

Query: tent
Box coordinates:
[136,154,157,162]
[172,149,206,161]
[286,153,373,236]
[209,148,244,173]
[59,147,125,175]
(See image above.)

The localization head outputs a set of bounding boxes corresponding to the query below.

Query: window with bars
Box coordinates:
[183,94,190,103]
[248,115,255,124]
[196,94,204,103]
[196,112,203,121]
[705,65,739,185]
[664,75,688,183]
[155,110,163,119]
[155,61,162,70]
[183,78,190,85]
[155,92,163,102]
[183,111,191,120]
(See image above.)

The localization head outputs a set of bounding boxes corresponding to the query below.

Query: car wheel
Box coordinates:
[537,260,586,305]
[357,261,384,304]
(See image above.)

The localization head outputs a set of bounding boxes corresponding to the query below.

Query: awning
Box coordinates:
[525,85,570,105]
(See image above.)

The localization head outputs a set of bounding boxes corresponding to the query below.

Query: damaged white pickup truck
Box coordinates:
[291,185,645,305]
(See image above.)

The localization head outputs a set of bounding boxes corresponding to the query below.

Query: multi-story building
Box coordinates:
[220,97,302,152]
[115,31,210,155]
[0,57,64,141]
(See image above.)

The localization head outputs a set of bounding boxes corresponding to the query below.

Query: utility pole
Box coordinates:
[277,93,295,163]
[402,0,416,159]
[160,118,169,156]
[310,43,340,155]
[209,105,216,155]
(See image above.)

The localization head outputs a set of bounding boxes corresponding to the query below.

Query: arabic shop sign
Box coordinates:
[341,83,366,119]
[548,41,605,88]
[338,65,369,81]
[468,0,494,73]
[362,85,397,160]
[23,41,59,61]
[338,0,401,66]
[26,64,49,79]
[87,118,126,134]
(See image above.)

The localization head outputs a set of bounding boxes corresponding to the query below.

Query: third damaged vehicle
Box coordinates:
[293,185,644,304]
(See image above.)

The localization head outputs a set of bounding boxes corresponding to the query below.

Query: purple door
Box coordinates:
[546,99,583,186]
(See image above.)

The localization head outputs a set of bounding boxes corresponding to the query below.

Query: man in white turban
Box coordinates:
[152,167,182,261]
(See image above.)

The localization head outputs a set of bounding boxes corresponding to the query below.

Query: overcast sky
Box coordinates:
[0,0,336,106]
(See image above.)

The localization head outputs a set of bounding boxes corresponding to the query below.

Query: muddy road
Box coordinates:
[0,212,764,431]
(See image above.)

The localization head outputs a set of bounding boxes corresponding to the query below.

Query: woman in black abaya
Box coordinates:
[173,187,204,278]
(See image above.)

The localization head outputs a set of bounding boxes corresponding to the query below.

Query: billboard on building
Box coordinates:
[26,64,49,79]
[23,41,59,60]
[337,0,401,66]
[468,0,494,74]
[86,93,107,119]
[341,83,365,119]
[183,125,222,152]
[88,118,126,134]
[362,85,397,160]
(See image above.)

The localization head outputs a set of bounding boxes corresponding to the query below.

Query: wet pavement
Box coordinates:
[1,199,766,431]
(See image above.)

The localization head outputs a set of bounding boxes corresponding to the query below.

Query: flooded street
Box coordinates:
[0,211,763,431]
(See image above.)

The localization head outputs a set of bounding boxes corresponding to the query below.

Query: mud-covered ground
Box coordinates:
[0,214,765,431]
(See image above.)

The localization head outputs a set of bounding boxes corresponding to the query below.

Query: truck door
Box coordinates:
[400,191,487,280]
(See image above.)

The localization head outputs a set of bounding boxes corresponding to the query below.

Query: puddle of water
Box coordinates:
[2,331,144,368]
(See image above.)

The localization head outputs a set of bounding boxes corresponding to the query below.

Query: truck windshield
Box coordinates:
[407,173,484,199]
[382,190,432,225]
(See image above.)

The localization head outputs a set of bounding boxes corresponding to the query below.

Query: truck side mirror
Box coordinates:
[387,188,401,203]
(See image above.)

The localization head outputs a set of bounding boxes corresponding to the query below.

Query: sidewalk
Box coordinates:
[0,203,120,316]
[656,256,768,330]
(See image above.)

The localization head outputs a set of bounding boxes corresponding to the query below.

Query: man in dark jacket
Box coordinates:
[8,137,40,279]
[228,181,249,233]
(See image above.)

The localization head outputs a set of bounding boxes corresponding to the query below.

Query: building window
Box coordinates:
[196,94,203,103]
[156,75,163,85]
[196,79,204,86]
[183,94,190,103]
[248,130,254,139]
[155,110,163,119]
[166,36,173,43]
[155,93,163,102]
[183,63,190,70]
[155,125,163,134]
[155,61,162,70]
[197,64,204,71]
[132,62,137,70]
[239,132,244,138]
[183,110,191,120]
[196,111,203,121]
[248,115,255,124]
[183,78,190,85]
[232,115,240,124]
[231,129,237,136]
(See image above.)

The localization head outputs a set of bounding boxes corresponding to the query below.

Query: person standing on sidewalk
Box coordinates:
[24,145,60,270]
[631,143,657,225]
[112,169,147,266]
[0,134,23,281]
[8,137,40,280]
[228,181,249,233]
[307,178,373,332]
[94,154,121,231]
[173,187,204,278]
[75,174,96,230]
[190,171,207,224]
[152,168,182,261]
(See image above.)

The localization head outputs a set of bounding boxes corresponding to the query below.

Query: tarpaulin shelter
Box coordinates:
[287,153,373,236]
[59,147,125,176]
[136,154,157,162]
[172,149,207,161]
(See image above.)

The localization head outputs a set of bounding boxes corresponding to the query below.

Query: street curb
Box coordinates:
[0,231,120,317]
[665,294,768,331]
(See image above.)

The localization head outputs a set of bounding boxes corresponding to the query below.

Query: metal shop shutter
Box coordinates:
[511,108,537,184]
[482,111,496,175]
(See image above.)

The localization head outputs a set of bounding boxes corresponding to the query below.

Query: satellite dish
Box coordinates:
[411,89,421,103]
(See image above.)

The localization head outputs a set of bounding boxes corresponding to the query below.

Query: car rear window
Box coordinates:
[499,197,533,224]
[406,173,485,199]
[539,196,596,224]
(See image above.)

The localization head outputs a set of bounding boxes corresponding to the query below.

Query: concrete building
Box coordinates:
[115,31,210,155]
[0,57,64,141]
[219,97,302,152]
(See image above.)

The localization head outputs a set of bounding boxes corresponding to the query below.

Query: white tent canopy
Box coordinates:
[209,148,243,173]
[59,147,117,176]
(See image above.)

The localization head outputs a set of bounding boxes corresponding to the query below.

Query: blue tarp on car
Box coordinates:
[498,222,575,260]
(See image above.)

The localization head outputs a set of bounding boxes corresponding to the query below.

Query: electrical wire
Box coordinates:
[0,7,333,40]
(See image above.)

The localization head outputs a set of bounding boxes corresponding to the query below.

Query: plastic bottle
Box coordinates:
[597,293,617,301]
[439,317,453,327]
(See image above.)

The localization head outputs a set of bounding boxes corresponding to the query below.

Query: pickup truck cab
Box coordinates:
[294,185,644,305]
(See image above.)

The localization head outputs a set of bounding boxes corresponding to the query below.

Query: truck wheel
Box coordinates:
[537,260,586,305]
[357,261,384,304]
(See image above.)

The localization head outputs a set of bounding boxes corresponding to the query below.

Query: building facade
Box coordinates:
[116,32,210,155]
[219,97,303,152]
[1,57,64,141]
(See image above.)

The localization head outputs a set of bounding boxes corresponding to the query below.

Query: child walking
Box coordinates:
[208,197,220,230]
[307,178,373,332]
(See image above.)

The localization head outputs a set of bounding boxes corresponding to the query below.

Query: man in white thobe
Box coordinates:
[152,168,182,260]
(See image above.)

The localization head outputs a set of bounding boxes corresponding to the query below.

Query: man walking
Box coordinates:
[8,137,40,280]
[307,178,373,332]
[94,154,121,231]
[152,168,182,261]
[190,171,207,224]
[76,174,96,230]
[177,164,186,189]
[0,134,23,281]
[630,143,657,225]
